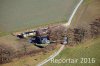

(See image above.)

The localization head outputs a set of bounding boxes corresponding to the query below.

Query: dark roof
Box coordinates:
[29,36,50,44]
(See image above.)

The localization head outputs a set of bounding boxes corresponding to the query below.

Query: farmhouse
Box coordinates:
[14,26,68,45]
[29,36,50,44]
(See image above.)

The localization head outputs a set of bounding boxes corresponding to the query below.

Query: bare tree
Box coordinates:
[74,28,86,43]
[0,44,14,64]
[19,39,29,55]
[66,27,87,44]
[90,18,100,38]
[48,25,66,44]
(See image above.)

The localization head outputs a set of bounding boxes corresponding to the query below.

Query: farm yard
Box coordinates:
[0,24,68,66]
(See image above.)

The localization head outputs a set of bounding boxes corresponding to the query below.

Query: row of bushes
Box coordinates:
[67,18,100,45]
[48,18,100,45]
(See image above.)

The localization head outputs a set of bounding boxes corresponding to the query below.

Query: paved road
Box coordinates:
[37,0,83,66]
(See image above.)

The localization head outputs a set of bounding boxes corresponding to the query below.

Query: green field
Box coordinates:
[44,38,100,66]
[0,0,79,32]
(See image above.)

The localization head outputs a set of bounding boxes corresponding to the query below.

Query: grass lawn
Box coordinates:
[0,32,9,37]
[44,38,100,66]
